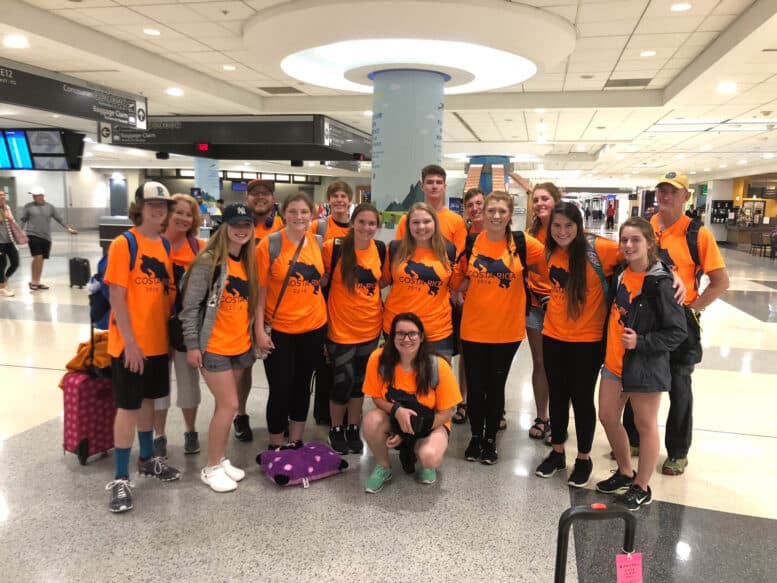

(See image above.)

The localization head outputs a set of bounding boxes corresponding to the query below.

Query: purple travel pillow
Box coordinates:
[256,442,349,487]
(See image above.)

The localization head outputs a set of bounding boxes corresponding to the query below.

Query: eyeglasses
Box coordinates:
[248,190,273,197]
[395,331,420,341]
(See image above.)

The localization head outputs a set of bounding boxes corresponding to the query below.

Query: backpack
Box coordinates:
[685,218,703,291]
[459,231,531,315]
[267,231,324,267]
[315,218,328,238]
[88,231,172,325]
[546,233,610,304]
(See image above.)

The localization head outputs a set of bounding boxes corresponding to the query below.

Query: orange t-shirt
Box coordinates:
[542,237,621,342]
[383,247,452,342]
[527,226,552,307]
[604,268,647,377]
[205,256,252,356]
[395,207,467,256]
[452,233,546,343]
[104,228,175,358]
[309,215,351,242]
[362,348,462,430]
[650,215,725,305]
[256,230,327,334]
[254,215,284,242]
[170,237,205,284]
[323,239,383,344]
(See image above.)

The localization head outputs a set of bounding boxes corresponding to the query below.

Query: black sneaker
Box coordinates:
[183,431,200,455]
[106,479,133,513]
[280,440,303,450]
[480,438,498,465]
[138,456,182,482]
[329,426,349,455]
[535,450,566,478]
[567,458,593,488]
[153,435,167,458]
[233,414,253,442]
[596,470,636,494]
[345,424,363,454]
[464,436,482,461]
[614,484,653,511]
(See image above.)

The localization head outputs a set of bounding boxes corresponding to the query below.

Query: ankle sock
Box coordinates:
[114,447,131,479]
[138,431,154,460]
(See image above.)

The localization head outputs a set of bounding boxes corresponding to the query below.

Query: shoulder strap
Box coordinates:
[429,355,439,389]
[685,218,702,268]
[268,231,282,267]
[388,239,401,266]
[268,235,305,325]
[374,239,387,272]
[314,233,323,254]
[444,241,456,266]
[161,236,171,257]
[187,234,199,256]
[316,218,328,237]
[458,232,479,263]
[330,237,344,275]
[512,231,526,268]
[584,233,610,304]
[123,231,138,271]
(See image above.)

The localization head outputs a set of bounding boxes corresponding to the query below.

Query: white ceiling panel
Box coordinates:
[636,16,706,35]
[698,13,738,32]
[25,0,117,7]
[713,0,755,15]
[577,0,648,22]
[544,5,578,21]
[568,49,624,63]
[686,31,720,46]
[614,58,668,72]
[643,0,719,18]
[574,36,630,51]
[188,2,257,21]
[68,6,151,24]
[577,19,640,37]
[200,37,247,51]
[567,61,617,74]
[166,21,235,37]
[51,9,106,27]
[563,78,607,90]
[626,33,688,50]
[130,3,206,22]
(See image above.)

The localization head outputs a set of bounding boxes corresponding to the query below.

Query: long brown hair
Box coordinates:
[619,217,658,266]
[546,202,587,320]
[378,312,435,397]
[187,216,258,316]
[485,191,518,266]
[528,182,562,237]
[392,203,451,271]
[340,202,380,293]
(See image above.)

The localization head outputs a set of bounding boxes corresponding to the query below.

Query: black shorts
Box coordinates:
[28,235,52,259]
[111,353,170,410]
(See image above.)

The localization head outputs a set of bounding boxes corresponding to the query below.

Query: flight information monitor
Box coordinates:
[5,130,33,169]
[0,135,12,170]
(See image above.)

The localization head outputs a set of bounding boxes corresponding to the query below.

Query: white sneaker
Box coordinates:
[201,465,237,492]
[220,458,245,482]
[0,288,14,297]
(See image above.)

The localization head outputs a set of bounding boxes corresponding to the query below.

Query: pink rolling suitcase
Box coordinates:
[62,372,116,465]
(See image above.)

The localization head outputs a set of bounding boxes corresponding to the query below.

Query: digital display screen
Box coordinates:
[33,156,69,170]
[232,181,248,191]
[5,130,33,169]
[26,130,65,154]
[0,135,12,170]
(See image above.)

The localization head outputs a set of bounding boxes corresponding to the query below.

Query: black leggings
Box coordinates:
[0,242,19,284]
[542,336,603,454]
[325,336,379,404]
[462,340,521,440]
[264,325,325,434]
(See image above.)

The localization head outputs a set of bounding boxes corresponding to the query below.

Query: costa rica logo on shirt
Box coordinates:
[223,275,249,305]
[135,254,170,293]
[549,265,569,290]
[288,261,322,294]
[400,260,444,296]
[356,265,379,296]
[471,254,516,288]
[614,281,631,325]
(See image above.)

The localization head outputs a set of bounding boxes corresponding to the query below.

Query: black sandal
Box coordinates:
[452,403,467,424]
[529,417,550,440]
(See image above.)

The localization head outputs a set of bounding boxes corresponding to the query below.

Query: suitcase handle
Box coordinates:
[554,503,637,583]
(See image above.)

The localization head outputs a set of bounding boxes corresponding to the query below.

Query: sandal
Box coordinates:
[529,417,550,440]
[498,416,508,431]
[452,403,468,424]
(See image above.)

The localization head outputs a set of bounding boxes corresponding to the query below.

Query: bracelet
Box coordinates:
[390,403,401,418]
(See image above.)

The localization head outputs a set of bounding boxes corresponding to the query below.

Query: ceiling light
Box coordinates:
[51,114,60,119]
[716,81,737,94]
[536,122,547,131]
[640,50,657,58]
[3,34,29,49]
[739,159,748,164]
[701,145,711,151]
[719,164,727,168]
[576,145,586,152]
[363,110,373,117]
[223,65,236,71]
[143,28,161,36]
[536,135,547,143]
[166,87,184,97]
[670,3,692,12]
[675,153,686,159]
[703,167,711,171]
[690,171,696,174]
[616,154,625,160]
[281,39,537,95]
[763,152,775,159]
[535,108,546,114]
[626,145,638,152]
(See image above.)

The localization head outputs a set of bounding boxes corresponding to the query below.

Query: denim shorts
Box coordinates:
[525,305,545,332]
[202,349,256,373]
[430,334,455,358]
[600,367,620,382]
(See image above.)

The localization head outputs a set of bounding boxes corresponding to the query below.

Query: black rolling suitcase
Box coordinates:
[69,257,90,288]
[311,362,333,426]
[554,503,638,583]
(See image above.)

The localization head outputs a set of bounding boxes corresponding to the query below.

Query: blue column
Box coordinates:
[370,69,447,211]
[193,157,220,203]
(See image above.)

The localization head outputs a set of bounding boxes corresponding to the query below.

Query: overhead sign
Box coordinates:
[0,59,146,130]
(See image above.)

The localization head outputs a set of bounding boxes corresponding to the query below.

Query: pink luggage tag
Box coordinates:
[616,552,643,583]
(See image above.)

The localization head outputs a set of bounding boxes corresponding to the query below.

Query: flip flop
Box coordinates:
[452,403,467,424]
[529,417,550,440]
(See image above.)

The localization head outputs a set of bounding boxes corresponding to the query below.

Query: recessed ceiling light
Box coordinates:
[223,65,236,71]
[719,164,727,168]
[616,154,625,160]
[763,152,775,159]
[703,167,711,171]
[716,81,737,94]
[166,87,184,97]
[675,153,686,159]
[596,126,606,130]
[536,135,547,143]
[670,3,692,12]
[535,108,546,114]
[640,50,657,58]
[739,159,748,164]
[690,171,696,174]
[581,74,594,80]
[3,34,29,49]
[536,122,547,131]
[363,110,372,116]
[576,145,586,152]
[51,114,60,119]
[701,144,711,151]
[143,28,161,36]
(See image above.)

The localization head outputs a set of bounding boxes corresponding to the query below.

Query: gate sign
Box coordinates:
[0,59,146,130]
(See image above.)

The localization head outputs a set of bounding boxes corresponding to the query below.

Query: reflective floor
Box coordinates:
[1,232,776,582]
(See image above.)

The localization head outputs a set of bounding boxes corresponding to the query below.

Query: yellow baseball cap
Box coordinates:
[656,171,690,191]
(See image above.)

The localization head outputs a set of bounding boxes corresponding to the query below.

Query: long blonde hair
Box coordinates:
[485,191,517,266]
[393,203,451,271]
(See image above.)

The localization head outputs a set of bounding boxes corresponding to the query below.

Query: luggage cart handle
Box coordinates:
[554,503,637,583]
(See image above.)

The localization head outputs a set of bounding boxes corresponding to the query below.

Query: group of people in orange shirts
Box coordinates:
[103,165,728,514]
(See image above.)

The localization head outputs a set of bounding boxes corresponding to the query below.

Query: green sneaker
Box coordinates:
[418,467,437,485]
[365,465,393,493]
[662,457,688,476]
